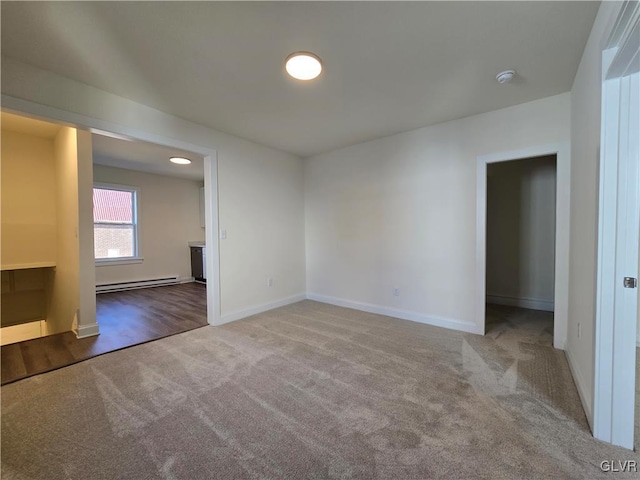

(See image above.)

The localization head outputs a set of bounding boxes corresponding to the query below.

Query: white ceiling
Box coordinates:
[1,2,599,157]
[93,134,205,181]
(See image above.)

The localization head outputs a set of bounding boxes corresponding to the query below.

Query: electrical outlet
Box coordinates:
[577,322,581,339]
[220,229,227,240]
[393,287,400,297]
[267,278,274,287]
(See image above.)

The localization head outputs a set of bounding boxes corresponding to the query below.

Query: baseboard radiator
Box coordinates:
[96,276,180,294]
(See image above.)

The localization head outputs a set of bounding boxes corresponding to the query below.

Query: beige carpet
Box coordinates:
[1,301,638,479]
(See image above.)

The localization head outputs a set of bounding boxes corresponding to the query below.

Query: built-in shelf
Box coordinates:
[1,262,56,271]
[1,267,50,328]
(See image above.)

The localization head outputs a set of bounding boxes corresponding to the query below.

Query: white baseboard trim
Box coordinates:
[565,347,593,430]
[217,293,307,326]
[179,276,195,284]
[306,293,483,335]
[75,323,100,339]
[486,294,554,312]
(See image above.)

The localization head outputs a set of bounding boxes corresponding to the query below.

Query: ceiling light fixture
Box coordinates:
[285,52,323,81]
[496,70,516,84]
[170,156,191,165]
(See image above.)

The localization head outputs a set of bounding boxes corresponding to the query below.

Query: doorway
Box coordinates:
[0,111,83,346]
[485,155,557,340]
[91,133,209,351]
[0,108,220,384]
[476,143,570,350]
[1,97,220,330]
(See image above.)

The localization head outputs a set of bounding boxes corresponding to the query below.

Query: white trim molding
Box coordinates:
[307,293,483,335]
[476,142,570,350]
[203,152,220,327]
[75,323,100,339]
[486,295,554,312]
[218,293,307,326]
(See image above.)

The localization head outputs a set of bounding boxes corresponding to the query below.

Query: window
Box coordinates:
[93,184,139,262]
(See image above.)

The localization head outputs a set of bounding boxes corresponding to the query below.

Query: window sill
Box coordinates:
[95,257,144,267]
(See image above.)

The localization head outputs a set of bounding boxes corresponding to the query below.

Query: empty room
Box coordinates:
[91,134,210,359]
[1,1,639,479]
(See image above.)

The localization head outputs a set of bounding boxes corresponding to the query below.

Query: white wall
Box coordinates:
[566,1,624,426]
[1,57,306,319]
[218,149,306,315]
[50,127,82,335]
[77,129,97,337]
[486,156,556,311]
[305,93,570,333]
[93,165,204,285]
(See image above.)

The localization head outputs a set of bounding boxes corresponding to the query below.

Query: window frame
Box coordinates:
[93,182,142,266]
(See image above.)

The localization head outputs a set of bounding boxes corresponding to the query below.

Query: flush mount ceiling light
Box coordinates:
[496,70,516,84]
[170,156,191,165]
[285,52,323,80]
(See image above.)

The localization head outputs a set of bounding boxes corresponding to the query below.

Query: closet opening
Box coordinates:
[485,155,557,342]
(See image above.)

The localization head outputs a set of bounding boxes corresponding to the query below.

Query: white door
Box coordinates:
[593,2,640,449]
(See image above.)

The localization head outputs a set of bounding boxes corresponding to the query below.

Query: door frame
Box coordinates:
[476,142,571,349]
[593,0,640,449]
[1,94,221,328]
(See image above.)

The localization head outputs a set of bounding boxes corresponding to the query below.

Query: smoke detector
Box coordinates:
[496,70,516,84]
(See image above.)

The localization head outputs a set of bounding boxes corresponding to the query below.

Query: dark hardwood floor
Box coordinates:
[1,282,208,385]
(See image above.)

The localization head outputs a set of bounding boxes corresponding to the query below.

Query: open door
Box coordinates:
[593,1,639,450]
